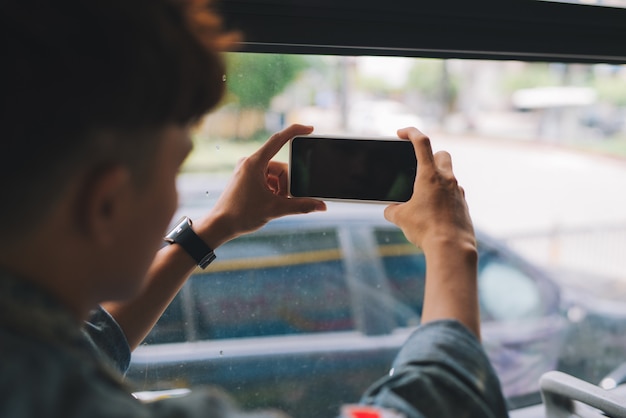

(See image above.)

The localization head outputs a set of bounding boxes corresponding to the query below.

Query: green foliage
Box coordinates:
[225,53,307,109]
[406,59,459,113]
[500,63,561,93]
[593,76,626,106]
[406,59,448,98]
[355,74,397,96]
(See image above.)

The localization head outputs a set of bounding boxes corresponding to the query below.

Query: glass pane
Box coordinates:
[479,259,543,321]
[130,53,626,414]
[190,229,353,339]
[374,228,424,327]
[375,228,546,323]
[142,292,186,344]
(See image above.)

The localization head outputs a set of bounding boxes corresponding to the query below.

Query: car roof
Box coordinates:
[176,180,512,252]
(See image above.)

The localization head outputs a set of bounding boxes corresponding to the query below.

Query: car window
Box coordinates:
[142,288,186,344]
[375,227,547,324]
[374,228,425,327]
[131,52,626,416]
[478,255,543,322]
[145,228,354,342]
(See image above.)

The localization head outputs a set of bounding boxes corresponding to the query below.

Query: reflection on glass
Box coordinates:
[538,0,626,9]
[479,261,542,321]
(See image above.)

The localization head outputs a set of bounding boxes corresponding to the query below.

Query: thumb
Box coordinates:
[281,198,327,216]
[384,203,399,224]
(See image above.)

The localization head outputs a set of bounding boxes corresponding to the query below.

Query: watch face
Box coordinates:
[165,216,192,242]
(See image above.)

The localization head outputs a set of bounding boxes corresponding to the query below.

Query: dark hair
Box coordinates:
[0,0,237,231]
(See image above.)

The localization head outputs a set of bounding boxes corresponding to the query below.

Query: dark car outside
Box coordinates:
[125,202,572,417]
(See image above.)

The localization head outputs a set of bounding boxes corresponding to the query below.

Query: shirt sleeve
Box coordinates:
[359,319,509,418]
[84,306,132,374]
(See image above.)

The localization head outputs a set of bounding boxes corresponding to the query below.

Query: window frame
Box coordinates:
[219,0,626,64]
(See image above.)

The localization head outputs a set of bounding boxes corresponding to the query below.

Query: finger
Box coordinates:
[276,169,289,194]
[433,150,454,175]
[267,160,288,177]
[254,124,314,163]
[266,161,289,195]
[397,127,435,173]
[265,172,288,196]
[384,203,399,224]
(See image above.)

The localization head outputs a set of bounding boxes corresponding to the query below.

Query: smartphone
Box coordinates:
[289,135,417,203]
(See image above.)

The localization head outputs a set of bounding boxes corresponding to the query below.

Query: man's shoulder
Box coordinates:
[0,327,98,398]
[0,327,74,371]
[0,328,142,417]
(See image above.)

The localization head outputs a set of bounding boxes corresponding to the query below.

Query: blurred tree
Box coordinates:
[500,63,561,93]
[224,53,307,139]
[406,59,459,119]
[593,76,626,107]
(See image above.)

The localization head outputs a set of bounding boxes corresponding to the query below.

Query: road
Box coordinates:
[433,134,626,285]
[432,135,626,233]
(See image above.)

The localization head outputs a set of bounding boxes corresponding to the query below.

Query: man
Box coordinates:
[0,0,508,417]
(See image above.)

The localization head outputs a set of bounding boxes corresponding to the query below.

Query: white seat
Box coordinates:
[541,370,626,417]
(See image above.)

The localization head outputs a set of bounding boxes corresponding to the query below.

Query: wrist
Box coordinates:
[420,230,480,338]
[164,216,216,269]
[193,210,238,250]
[421,230,478,264]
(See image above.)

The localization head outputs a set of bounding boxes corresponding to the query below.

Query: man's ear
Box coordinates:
[76,165,133,246]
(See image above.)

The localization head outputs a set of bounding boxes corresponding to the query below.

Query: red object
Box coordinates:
[342,405,383,418]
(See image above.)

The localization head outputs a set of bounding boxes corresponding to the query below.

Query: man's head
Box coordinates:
[1,0,235,234]
[0,0,236,311]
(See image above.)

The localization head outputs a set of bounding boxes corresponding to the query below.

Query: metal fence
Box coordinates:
[502,223,626,297]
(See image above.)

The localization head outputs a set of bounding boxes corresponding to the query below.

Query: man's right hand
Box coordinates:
[384,127,480,339]
[384,126,475,255]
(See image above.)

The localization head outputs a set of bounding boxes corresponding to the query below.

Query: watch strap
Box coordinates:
[165,217,216,269]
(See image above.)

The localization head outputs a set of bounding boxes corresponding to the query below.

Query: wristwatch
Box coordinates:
[164,216,216,269]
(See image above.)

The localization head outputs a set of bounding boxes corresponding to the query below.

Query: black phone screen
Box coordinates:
[289,136,417,202]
